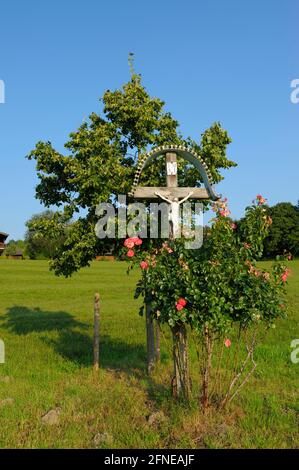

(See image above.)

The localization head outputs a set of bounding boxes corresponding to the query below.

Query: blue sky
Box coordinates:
[0,0,298,240]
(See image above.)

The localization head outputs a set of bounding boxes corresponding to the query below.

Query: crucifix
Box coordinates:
[154,153,194,238]
[131,148,219,239]
[129,145,220,390]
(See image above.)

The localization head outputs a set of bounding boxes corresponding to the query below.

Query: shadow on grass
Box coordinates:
[0,306,87,335]
[0,306,147,370]
[1,305,171,403]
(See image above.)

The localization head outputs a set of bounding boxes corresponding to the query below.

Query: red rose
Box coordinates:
[127,249,135,258]
[177,298,187,307]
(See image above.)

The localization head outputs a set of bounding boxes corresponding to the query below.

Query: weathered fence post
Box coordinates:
[93,293,100,371]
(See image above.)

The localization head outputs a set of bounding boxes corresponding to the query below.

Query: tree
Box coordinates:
[25,210,69,259]
[27,57,236,276]
[263,202,299,258]
[5,239,26,256]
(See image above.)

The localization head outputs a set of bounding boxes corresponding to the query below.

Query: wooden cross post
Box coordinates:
[165,153,189,399]
[143,152,181,376]
[165,152,178,237]
[148,152,201,397]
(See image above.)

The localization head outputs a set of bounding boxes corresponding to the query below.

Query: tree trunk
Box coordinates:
[146,301,155,374]
[172,324,190,400]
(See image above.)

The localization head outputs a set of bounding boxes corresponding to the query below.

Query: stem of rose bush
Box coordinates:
[172,324,190,401]
[201,326,213,412]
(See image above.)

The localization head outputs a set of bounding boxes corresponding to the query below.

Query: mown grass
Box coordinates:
[0,258,298,448]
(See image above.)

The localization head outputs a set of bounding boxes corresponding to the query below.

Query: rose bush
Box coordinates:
[122,196,289,407]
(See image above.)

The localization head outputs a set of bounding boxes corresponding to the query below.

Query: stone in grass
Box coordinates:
[0,398,14,407]
[93,432,113,447]
[41,407,61,425]
[147,411,167,427]
[0,376,11,383]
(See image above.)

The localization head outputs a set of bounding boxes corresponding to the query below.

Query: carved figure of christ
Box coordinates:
[154,191,194,238]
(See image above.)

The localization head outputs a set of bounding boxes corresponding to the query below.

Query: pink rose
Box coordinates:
[177,298,187,307]
[256,194,267,205]
[230,223,237,230]
[281,269,290,283]
[140,261,149,270]
[133,237,142,246]
[124,238,135,248]
[219,209,231,217]
[224,339,231,348]
[127,249,135,258]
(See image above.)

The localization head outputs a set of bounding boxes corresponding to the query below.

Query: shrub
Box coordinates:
[123,196,289,409]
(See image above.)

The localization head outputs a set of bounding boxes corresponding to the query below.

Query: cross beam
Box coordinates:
[133,152,211,201]
[133,186,210,200]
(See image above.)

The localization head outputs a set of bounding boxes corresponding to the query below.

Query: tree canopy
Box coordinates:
[263,202,299,258]
[4,239,26,257]
[27,60,236,276]
[25,210,69,259]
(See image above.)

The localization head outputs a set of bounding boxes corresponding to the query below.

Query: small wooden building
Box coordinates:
[0,232,8,256]
[9,249,24,260]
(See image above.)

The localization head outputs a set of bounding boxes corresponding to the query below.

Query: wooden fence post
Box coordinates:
[93,293,100,371]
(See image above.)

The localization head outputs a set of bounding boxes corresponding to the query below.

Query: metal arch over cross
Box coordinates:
[129,145,221,238]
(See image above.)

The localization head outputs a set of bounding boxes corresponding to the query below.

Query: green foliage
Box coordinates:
[25,210,69,260]
[263,202,299,258]
[186,122,236,184]
[27,62,235,276]
[4,239,26,257]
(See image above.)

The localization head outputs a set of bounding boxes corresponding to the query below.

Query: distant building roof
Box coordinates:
[0,232,9,242]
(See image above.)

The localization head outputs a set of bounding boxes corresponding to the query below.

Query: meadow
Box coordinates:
[0,259,298,448]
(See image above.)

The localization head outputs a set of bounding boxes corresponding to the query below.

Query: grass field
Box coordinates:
[0,259,298,449]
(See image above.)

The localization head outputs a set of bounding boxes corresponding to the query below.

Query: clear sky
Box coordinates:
[0,0,298,240]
